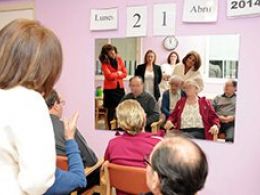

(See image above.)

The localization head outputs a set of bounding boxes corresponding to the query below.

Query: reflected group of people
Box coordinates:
[99,43,236,142]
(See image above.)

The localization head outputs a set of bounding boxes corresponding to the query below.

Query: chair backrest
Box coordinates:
[103,161,149,195]
[56,155,68,171]
[56,156,105,195]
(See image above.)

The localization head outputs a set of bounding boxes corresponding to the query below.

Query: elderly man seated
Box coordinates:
[161,75,184,121]
[145,135,208,195]
[213,80,237,142]
[45,89,99,190]
[120,76,160,132]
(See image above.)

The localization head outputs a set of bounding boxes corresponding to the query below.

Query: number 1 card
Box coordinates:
[153,3,176,36]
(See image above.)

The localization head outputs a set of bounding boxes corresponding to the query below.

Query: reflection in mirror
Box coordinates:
[94,34,239,143]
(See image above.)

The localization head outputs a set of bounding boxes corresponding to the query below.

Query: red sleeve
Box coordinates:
[101,64,118,81]
[117,57,127,79]
[167,98,184,128]
[206,99,220,127]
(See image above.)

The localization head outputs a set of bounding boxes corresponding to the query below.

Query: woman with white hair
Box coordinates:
[161,75,184,120]
[104,99,162,167]
[164,79,220,140]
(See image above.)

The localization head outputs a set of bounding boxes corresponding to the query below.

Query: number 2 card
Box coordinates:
[127,6,147,37]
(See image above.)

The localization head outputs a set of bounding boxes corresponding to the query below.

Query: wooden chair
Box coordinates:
[56,156,105,195]
[102,161,149,195]
[95,97,109,129]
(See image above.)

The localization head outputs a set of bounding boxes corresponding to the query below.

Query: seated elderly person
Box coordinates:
[45,89,99,190]
[45,113,87,195]
[120,76,160,132]
[145,135,208,195]
[164,79,220,140]
[104,99,162,167]
[161,75,184,120]
[212,80,237,142]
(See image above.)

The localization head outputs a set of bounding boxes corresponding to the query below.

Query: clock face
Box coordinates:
[163,36,178,50]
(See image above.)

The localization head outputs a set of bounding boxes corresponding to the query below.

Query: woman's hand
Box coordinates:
[164,120,174,130]
[226,115,234,123]
[162,74,169,81]
[209,124,219,135]
[64,112,79,140]
[219,115,227,123]
[118,71,123,76]
[219,115,234,123]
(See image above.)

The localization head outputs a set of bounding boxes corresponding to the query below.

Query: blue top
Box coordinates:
[161,90,171,118]
[44,140,87,195]
[161,90,185,118]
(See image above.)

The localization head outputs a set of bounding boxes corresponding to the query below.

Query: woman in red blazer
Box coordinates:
[164,79,220,140]
[99,44,127,129]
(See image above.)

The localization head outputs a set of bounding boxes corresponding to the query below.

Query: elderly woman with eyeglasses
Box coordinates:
[164,79,220,140]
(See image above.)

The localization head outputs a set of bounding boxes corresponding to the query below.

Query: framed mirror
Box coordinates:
[94,34,239,143]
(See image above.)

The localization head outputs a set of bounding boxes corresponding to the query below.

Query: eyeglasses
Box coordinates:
[143,155,151,167]
[56,98,65,106]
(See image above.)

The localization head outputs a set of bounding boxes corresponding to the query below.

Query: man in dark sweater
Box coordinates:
[121,76,160,132]
[45,89,99,189]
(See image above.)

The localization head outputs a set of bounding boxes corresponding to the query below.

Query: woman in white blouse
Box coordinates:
[0,19,62,194]
[173,51,204,92]
[164,80,220,140]
[160,51,180,93]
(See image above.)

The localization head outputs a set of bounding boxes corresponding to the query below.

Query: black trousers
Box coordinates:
[180,128,205,140]
[103,85,125,129]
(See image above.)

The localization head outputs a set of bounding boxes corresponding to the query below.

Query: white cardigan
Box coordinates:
[173,63,204,92]
[0,86,56,194]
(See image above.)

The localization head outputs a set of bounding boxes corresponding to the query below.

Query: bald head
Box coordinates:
[149,136,208,195]
[129,76,144,97]
[224,79,237,97]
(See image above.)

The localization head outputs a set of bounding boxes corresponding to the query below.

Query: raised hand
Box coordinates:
[64,112,79,140]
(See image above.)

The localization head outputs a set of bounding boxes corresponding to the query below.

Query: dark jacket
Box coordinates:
[121,92,160,132]
[50,114,98,167]
[135,64,162,101]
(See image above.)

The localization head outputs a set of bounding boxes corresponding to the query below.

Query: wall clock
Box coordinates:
[163,35,178,50]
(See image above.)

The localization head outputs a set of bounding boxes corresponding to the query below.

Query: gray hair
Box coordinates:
[168,75,184,85]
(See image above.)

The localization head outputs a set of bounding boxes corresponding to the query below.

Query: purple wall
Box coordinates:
[33,0,260,194]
